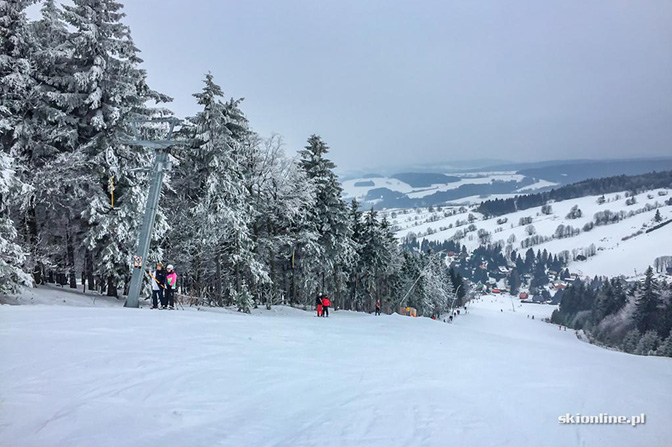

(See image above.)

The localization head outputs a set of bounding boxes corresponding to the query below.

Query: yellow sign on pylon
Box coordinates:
[110,176,114,208]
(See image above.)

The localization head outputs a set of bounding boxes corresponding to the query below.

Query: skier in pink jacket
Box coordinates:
[165,265,177,310]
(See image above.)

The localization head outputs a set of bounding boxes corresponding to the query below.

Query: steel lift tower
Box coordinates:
[122,118,181,308]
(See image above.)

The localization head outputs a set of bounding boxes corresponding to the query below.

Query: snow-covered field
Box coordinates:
[388,189,672,278]
[341,171,544,202]
[1,289,671,446]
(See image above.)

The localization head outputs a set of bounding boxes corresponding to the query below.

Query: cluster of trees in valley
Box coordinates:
[477,171,672,217]
[552,268,672,357]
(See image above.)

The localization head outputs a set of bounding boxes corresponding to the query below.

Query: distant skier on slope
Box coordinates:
[165,265,177,310]
[375,300,381,316]
[151,263,166,309]
[316,294,323,317]
[322,295,331,317]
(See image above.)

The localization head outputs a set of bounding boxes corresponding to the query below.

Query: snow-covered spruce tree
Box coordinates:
[0,0,33,293]
[168,73,261,306]
[345,199,364,310]
[420,257,454,318]
[241,134,317,308]
[449,267,467,306]
[396,251,424,312]
[654,209,662,223]
[233,284,253,314]
[354,208,400,312]
[635,330,660,356]
[298,135,355,307]
[634,267,662,334]
[355,208,380,311]
[57,0,171,296]
[376,216,401,311]
[16,0,76,286]
[394,249,454,317]
[621,329,640,354]
[0,152,31,294]
[0,0,34,172]
[0,0,34,156]
[657,333,672,357]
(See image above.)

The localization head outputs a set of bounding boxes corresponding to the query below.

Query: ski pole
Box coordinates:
[146,270,166,289]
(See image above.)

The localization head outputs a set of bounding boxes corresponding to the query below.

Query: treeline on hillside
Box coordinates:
[401,237,568,298]
[477,171,672,217]
[367,177,536,209]
[551,268,672,357]
[1,1,465,317]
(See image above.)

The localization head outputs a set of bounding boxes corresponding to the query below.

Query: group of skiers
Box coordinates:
[314,296,383,317]
[315,294,332,317]
[150,263,178,309]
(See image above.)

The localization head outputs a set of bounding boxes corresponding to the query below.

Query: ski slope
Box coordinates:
[1,290,671,446]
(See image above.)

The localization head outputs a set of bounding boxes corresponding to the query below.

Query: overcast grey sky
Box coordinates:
[119,0,672,171]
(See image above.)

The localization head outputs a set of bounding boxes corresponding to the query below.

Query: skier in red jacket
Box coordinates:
[321,296,331,317]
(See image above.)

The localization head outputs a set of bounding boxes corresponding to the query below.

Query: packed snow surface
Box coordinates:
[1,290,671,447]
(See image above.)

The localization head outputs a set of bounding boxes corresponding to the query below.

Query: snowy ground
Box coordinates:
[1,289,671,447]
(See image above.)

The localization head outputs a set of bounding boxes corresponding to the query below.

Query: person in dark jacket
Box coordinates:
[151,263,167,309]
[316,294,323,317]
[374,300,381,316]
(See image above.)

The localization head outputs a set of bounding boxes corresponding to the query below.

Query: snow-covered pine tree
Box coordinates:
[169,73,260,306]
[355,208,400,312]
[59,0,171,296]
[0,0,34,157]
[622,329,640,354]
[657,333,672,357]
[405,250,454,317]
[345,199,364,309]
[30,1,96,288]
[12,0,89,288]
[396,251,424,312]
[0,151,31,293]
[375,215,400,312]
[634,267,662,333]
[298,135,355,307]
[635,330,660,356]
[241,134,317,308]
[0,0,33,293]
